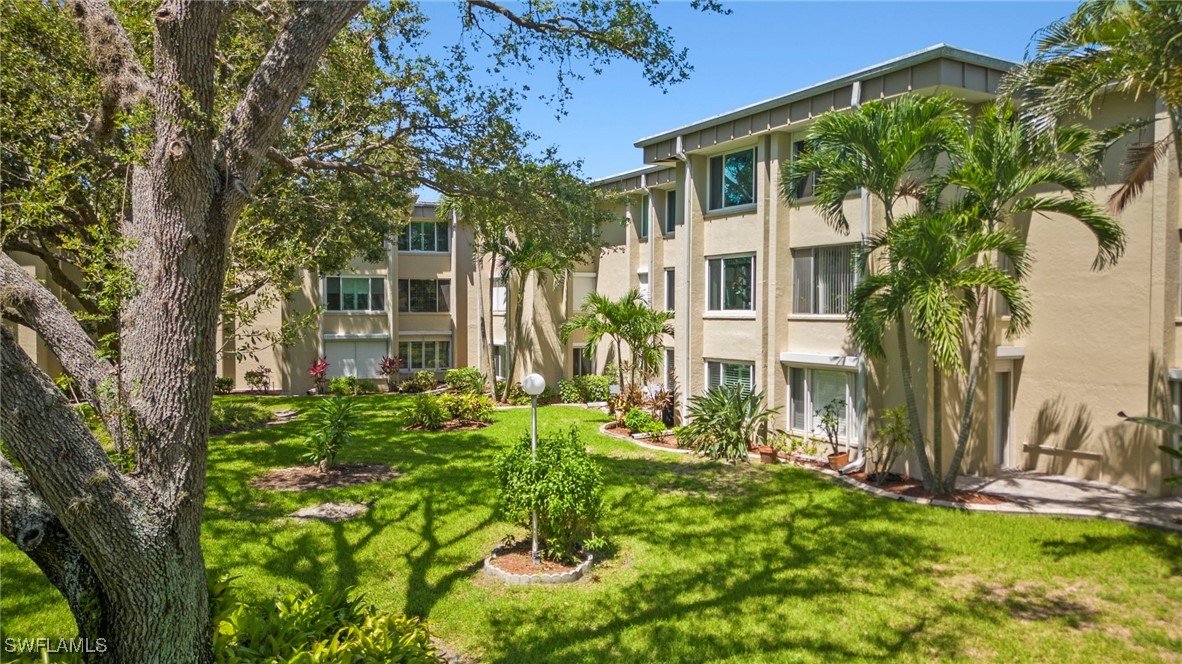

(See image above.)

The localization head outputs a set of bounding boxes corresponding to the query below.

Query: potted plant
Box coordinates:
[815,398,847,470]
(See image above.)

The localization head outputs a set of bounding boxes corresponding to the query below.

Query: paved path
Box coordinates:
[955,470,1182,531]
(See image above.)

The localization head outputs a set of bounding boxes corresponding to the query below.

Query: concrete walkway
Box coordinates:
[954,470,1182,532]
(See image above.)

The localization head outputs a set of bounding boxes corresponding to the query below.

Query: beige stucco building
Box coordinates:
[7,44,1180,495]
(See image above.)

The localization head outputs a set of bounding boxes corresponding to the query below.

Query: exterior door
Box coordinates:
[994,372,1012,468]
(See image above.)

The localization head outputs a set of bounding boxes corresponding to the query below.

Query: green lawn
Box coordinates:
[3,395,1180,662]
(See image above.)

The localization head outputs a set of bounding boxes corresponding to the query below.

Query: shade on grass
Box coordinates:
[3,395,1180,662]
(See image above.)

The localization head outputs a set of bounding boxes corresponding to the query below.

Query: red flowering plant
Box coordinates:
[379,355,404,391]
[309,356,329,393]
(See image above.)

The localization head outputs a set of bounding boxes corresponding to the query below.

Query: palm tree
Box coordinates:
[559,289,674,394]
[780,94,969,483]
[929,101,1125,490]
[1003,0,1182,211]
[852,210,1032,493]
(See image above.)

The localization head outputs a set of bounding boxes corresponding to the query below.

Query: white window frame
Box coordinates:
[707,147,757,212]
[397,337,452,371]
[491,344,507,380]
[491,278,507,314]
[706,253,756,313]
[788,366,858,443]
[398,221,450,253]
[1172,381,1182,471]
[325,275,386,313]
[792,244,858,316]
[570,273,597,313]
[638,194,650,240]
[705,360,754,392]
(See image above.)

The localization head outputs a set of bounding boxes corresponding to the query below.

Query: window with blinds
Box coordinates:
[792,244,857,315]
[398,279,450,313]
[706,361,753,392]
[325,277,385,312]
[788,366,854,440]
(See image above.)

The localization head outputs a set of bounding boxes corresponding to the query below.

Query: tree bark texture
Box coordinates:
[2,1,365,660]
[944,291,990,491]
[895,321,937,493]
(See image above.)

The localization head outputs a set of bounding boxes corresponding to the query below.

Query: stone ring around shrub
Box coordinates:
[483,546,594,586]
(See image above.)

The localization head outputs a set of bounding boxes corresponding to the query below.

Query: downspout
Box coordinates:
[678,135,693,420]
[854,80,871,457]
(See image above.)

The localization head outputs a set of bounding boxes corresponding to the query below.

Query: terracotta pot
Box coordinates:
[757,446,779,464]
[827,451,849,471]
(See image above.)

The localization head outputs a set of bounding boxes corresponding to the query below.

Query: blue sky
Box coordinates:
[417,1,1077,181]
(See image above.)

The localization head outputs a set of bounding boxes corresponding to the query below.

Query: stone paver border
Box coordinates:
[483,550,594,586]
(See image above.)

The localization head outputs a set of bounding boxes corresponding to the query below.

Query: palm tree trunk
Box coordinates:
[502,270,528,401]
[473,252,494,395]
[932,356,944,494]
[944,292,989,491]
[895,320,937,492]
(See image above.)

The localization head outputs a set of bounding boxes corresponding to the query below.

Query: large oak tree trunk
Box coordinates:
[1,2,365,660]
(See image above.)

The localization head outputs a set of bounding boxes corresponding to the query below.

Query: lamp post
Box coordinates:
[521,373,546,564]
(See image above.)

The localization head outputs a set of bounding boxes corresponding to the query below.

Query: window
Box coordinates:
[639,195,649,239]
[398,339,451,370]
[492,278,507,313]
[707,255,754,312]
[638,273,650,305]
[664,268,676,311]
[706,361,753,392]
[397,221,450,253]
[572,345,595,377]
[492,344,508,380]
[326,277,385,312]
[708,148,756,211]
[1172,381,1182,471]
[665,348,676,391]
[398,279,450,313]
[571,274,596,312]
[793,244,857,315]
[792,140,820,199]
[664,189,677,234]
[789,367,856,441]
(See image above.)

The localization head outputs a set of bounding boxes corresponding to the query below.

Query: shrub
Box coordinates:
[678,384,781,463]
[494,380,530,405]
[400,369,438,393]
[495,426,604,562]
[355,378,380,394]
[308,356,329,392]
[379,354,404,390]
[624,408,664,436]
[408,393,448,430]
[303,396,359,471]
[557,379,581,403]
[815,398,846,456]
[214,376,235,394]
[328,375,358,396]
[209,401,273,434]
[54,374,80,401]
[437,392,494,423]
[868,406,908,483]
[209,576,437,663]
[445,367,485,395]
[244,365,272,394]
[577,375,612,402]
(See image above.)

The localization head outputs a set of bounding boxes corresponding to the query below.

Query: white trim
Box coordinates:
[1169,368,1182,381]
[779,352,859,369]
[996,345,1025,359]
[706,146,758,213]
[705,253,756,314]
[398,330,453,337]
[323,333,390,340]
[324,275,387,314]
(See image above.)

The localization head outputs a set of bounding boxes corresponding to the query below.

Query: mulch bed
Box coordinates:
[845,470,1011,505]
[251,464,400,492]
[406,419,490,433]
[603,422,683,450]
[488,539,582,575]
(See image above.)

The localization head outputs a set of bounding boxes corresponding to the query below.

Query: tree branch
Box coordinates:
[65,0,153,139]
[0,328,147,588]
[219,0,367,220]
[0,456,105,640]
[2,240,99,315]
[0,253,115,403]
